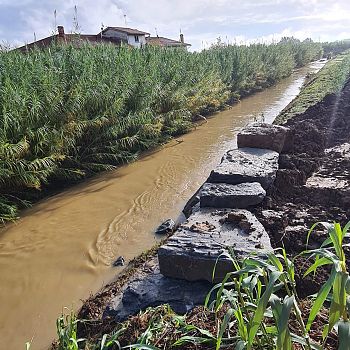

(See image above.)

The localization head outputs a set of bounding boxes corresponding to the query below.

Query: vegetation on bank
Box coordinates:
[322,40,350,57]
[0,39,322,223]
[274,50,350,124]
[50,221,350,349]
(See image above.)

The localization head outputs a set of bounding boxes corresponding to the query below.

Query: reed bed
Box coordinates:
[0,39,322,222]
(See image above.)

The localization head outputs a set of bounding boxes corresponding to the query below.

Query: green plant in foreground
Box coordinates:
[56,309,84,350]
[203,247,314,350]
[302,221,350,349]
[199,221,350,350]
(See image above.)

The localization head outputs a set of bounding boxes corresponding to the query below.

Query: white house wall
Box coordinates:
[127,34,146,48]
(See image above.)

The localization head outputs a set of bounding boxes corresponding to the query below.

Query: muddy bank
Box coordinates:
[255,82,350,250]
[254,80,350,296]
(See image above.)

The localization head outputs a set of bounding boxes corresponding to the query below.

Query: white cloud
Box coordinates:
[1,0,350,50]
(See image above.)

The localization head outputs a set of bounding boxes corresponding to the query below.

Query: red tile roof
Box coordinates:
[101,27,150,36]
[146,36,191,47]
[14,27,191,52]
[16,34,128,52]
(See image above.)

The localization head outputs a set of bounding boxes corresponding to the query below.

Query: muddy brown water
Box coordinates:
[0,62,324,350]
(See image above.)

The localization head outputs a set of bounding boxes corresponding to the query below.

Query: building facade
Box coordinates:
[101,27,149,48]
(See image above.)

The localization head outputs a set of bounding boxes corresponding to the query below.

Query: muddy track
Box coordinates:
[254,79,350,296]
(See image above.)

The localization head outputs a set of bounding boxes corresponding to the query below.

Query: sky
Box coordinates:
[0,0,350,51]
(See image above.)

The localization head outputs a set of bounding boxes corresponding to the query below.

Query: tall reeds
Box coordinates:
[0,39,322,222]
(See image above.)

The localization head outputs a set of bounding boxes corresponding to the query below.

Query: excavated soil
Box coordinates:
[255,80,350,296]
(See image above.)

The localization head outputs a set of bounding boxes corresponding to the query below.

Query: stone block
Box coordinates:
[237,122,289,153]
[158,208,272,282]
[200,182,265,208]
[208,148,279,189]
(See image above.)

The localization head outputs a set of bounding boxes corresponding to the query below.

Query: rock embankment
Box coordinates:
[104,122,288,320]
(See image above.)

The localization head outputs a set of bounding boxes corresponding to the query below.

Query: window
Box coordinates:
[134,35,139,43]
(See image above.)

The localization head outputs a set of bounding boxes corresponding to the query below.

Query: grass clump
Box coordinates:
[56,310,84,350]
[275,51,350,124]
[53,221,350,349]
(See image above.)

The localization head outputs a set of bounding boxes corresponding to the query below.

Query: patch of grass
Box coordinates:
[275,51,350,124]
[56,309,84,350]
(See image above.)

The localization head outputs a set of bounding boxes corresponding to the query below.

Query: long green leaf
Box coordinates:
[303,256,332,277]
[327,271,348,337]
[126,345,161,350]
[233,307,248,342]
[338,321,350,350]
[306,267,336,332]
[277,296,294,350]
[248,271,282,346]
[216,308,234,350]
[291,333,323,350]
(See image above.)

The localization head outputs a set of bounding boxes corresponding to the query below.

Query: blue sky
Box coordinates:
[0,0,349,50]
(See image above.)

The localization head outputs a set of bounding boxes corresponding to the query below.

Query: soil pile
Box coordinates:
[255,80,350,296]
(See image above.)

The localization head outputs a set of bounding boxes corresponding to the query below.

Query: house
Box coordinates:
[100,27,150,48]
[146,33,191,49]
[16,25,150,51]
[16,26,190,52]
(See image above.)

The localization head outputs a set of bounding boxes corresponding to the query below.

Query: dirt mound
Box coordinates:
[251,80,350,299]
[255,79,350,275]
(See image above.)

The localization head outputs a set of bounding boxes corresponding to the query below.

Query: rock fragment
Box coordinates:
[113,256,125,267]
[155,219,176,235]
[104,271,212,321]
